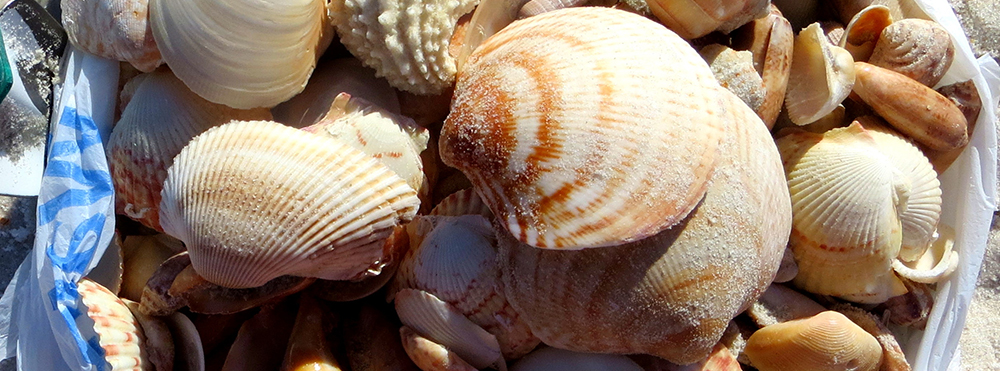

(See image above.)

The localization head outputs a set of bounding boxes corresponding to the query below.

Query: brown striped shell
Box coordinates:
[62,0,163,72]
[107,71,271,232]
[79,278,150,370]
[158,120,419,288]
[440,7,729,250]
[869,18,954,87]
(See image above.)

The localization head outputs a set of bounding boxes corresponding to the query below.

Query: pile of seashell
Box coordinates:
[60,0,981,369]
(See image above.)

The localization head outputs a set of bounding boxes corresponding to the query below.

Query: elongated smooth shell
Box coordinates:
[745,311,882,371]
[394,289,505,370]
[159,120,419,288]
[79,278,149,370]
[869,18,954,87]
[511,347,643,371]
[441,7,726,249]
[62,0,163,72]
[108,71,271,232]
[149,0,327,108]
[785,23,856,125]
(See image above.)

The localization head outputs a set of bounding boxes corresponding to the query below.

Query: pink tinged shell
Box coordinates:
[107,71,271,232]
[440,7,727,250]
[158,120,419,288]
[78,278,149,370]
[62,0,163,72]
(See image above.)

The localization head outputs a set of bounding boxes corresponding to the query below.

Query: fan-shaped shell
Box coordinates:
[79,278,150,370]
[272,58,401,128]
[785,23,856,125]
[744,311,882,371]
[394,289,505,370]
[62,0,162,72]
[330,0,478,94]
[108,71,271,232]
[158,120,419,288]
[777,123,908,304]
[393,215,539,359]
[869,18,954,87]
[440,7,728,250]
[430,189,493,218]
[149,0,328,109]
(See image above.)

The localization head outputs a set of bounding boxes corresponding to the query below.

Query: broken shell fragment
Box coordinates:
[120,234,185,302]
[892,224,959,284]
[511,347,643,371]
[701,44,765,112]
[744,311,882,371]
[839,5,892,62]
[394,289,506,371]
[62,0,163,72]
[730,5,794,128]
[441,7,728,249]
[831,304,912,371]
[159,120,419,288]
[869,18,954,87]
[926,79,982,173]
[79,278,150,370]
[785,22,856,125]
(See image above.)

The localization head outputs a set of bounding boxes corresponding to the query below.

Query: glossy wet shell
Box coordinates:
[440,7,728,250]
[159,120,419,288]
[108,71,271,232]
[79,279,149,370]
[62,0,163,72]
[497,89,791,364]
[745,311,882,371]
[869,18,954,87]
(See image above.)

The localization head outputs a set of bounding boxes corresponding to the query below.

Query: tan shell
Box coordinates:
[429,189,493,218]
[79,278,149,370]
[511,347,643,371]
[282,295,343,371]
[926,79,982,173]
[158,120,419,288]
[120,234,184,302]
[62,0,163,72]
[893,223,959,284]
[496,86,790,365]
[700,44,765,112]
[745,311,882,371]
[785,23,856,125]
[730,5,794,128]
[107,71,271,232]
[832,304,911,370]
[869,18,954,87]
[777,123,909,304]
[149,0,328,108]
[642,0,770,39]
[272,58,402,128]
[394,289,506,370]
[330,0,478,94]
[392,215,540,359]
[839,5,893,62]
[441,7,729,249]
[399,326,478,371]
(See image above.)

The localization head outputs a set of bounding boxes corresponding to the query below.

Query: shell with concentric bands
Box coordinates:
[158,120,419,289]
[440,7,727,250]
[744,311,882,371]
[869,18,954,87]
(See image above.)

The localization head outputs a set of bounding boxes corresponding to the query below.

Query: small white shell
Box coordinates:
[394,289,506,371]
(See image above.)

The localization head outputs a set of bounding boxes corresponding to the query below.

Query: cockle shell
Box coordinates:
[158,120,419,288]
[149,0,329,109]
[440,7,729,250]
[637,0,770,39]
[330,0,478,94]
[869,19,954,87]
[79,278,150,370]
[62,0,162,72]
[429,189,493,218]
[700,44,765,112]
[839,5,892,62]
[107,71,271,232]
[394,289,506,370]
[392,215,539,359]
[777,123,909,304]
[272,58,402,128]
[785,22,856,125]
[744,311,882,371]
[399,326,477,371]
[496,82,790,365]
[511,347,643,371]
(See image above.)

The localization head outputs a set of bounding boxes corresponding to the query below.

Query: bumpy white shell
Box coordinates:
[271,58,402,128]
[440,7,728,249]
[79,279,149,370]
[108,71,271,232]
[159,120,419,288]
[785,23,856,125]
[62,0,163,72]
[330,0,478,94]
[149,0,328,108]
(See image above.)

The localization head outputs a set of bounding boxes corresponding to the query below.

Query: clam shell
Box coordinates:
[496,89,790,364]
[511,347,643,371]
[642,0,770,39]
[393,215,539,359]
[730,5,794,128]
[399,326,478,371]
[272,58,402,128]
[394,289,505,370]
[440,7,728,249]
[429,189,493,218]
[108,71,271,232]
[700,44,765,112]
[777,123,908,304]
[832,304,911,370]
[149,0,328,108]
[784,23,856,125]
[869,18,954,87]
[162,312,205,371]
[159,120,419,288]
[79,278,149,370]
[330,0,478,94]
[62,0,163,72]
[839,5,893,62]
[744,311,882,371]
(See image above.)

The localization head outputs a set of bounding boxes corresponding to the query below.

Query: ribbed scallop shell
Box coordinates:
[79,279,149,370]
[149,0,327,109]
[62,0,162,72]
[869,18,954,87]
[429,189,493,218]
[497,88,791,364]
[108,71,271,232]
[642,0,770,39]
[393,215,539,359]
[271,58,402,128]
[395,289,505,370]
[330,0,478,94]
[159,120,419,288]
[744,311,882,371]
[785,23,856,125]
[440,7,727,250]
[777,123,908,304]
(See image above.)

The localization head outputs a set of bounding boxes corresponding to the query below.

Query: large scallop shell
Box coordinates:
[440,7,728,250]
[869,18,954,87]
[784,23,856,125]
[149,0,328,109]
[107,71,271,232]
[79,278,150,370]
[62,0,163,72]
[744,311,882,371]
[777,123,908,304]
[392,215,539,359]
[158,120,419,288]
[330,0,478,94]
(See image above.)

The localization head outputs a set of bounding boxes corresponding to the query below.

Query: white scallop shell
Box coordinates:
[159,120,419,288]
[394,289,506,371]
